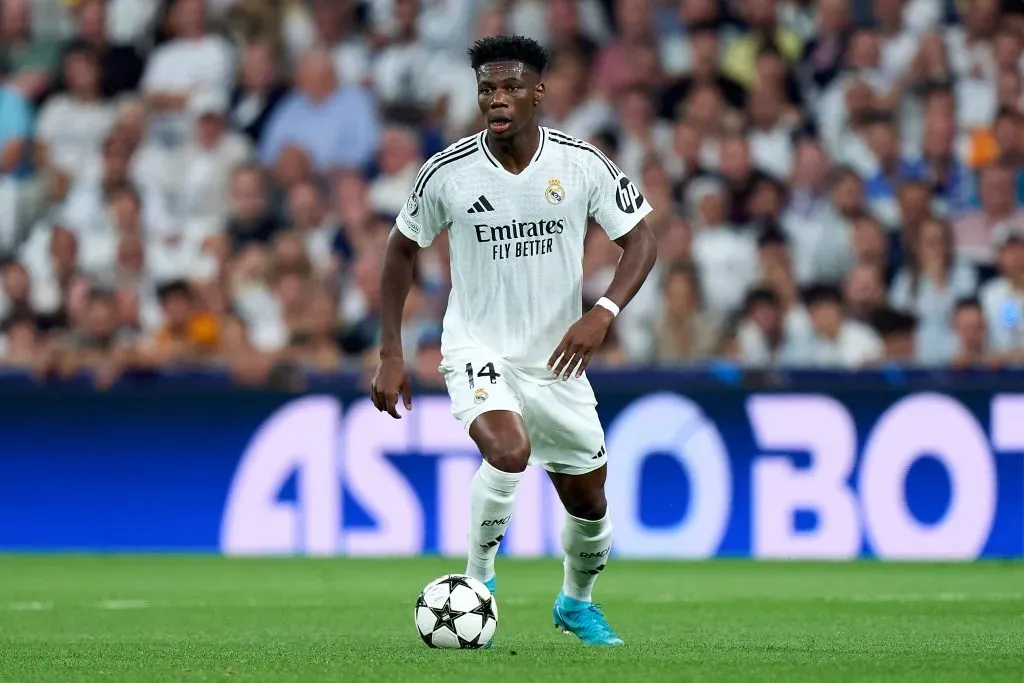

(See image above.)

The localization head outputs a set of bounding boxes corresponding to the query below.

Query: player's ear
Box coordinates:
[533,81,545,107]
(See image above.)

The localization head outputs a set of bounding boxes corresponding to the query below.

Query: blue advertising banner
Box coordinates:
[0,371,1021,558]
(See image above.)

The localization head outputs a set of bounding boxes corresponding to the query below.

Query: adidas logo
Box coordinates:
[592,445,607,460]
[467,195,496,214]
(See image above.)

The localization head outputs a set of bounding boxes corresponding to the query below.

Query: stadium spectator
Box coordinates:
[863,114,923,227]
[308,0,372,87]
[259,48,379,173]
[746,83,796,181]
[285,180,343,280]
[0,0,1021,380]
[890,216,978,359]
[782,136,854,285]
[142,0,236,147]
[67,0,146,99]
[35,42,115,184]
[689,178,758,321]
[105,99,172,200]
[0,310,37,367]
[843,261,887,325]
[785,284,883,367]
[229,41,289,145]
[27,226,80,318]
[718,133,772,226]
[730,287,786,366]
[543,0,599,62]
[0,70,33,253]
[980,230,1024,354]
[369,125,422,216]
[370,0,444,124]
[0,259,32,321]
[45,288,136,378]
[850,215,892,280]
[411,330,445,389]
[287,289,342,371]
[723,0,803,89]
[136,279,221,367]
[798,0,852,94]
[540,51,614,144]
[954,163,1024,265]
[60,132,170,243]
[895,179,936,257]
[616,87,671,184]
[872,306,919,363]
[168,90,254,225]
[652,262,720,363]
[659,21,746,121]
[594,0,657,98]
[950,296,994,366]
[223,164,281,252]
[0,0,61,102]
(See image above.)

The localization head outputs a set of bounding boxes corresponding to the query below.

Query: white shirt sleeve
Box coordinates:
[584,151,653,241]
[395,157,451,248]
[140,49,171,92]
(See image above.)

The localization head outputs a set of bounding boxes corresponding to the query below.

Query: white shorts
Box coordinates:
[440,350,607,475]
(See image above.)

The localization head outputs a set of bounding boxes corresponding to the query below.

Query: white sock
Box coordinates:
[465,460,522,583]
[561,511,612,602]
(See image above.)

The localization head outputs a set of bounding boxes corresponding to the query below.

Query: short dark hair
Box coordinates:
[954,297,982,314]
[157,279,192,303]
[1,310,36,334]
[468,35,549,74]
[871,306,917,336]
[803,284,843,308]
[745,287,779,312]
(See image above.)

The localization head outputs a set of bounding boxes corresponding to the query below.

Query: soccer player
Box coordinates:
[370,35,656,647]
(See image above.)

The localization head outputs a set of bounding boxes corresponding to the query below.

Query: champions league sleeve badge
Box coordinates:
[545,179,566,205]
[406,194,420,217]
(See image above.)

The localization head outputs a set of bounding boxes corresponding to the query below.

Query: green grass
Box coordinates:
[0,557,1021,682]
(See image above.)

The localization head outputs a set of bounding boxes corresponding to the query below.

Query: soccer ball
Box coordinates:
[414,574,498,649]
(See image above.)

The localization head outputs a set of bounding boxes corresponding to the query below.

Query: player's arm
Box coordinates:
[549,162,657,380]
[370,228,419,419]
[371,173,450,418]
[379,228,420,361]
[603,221,658,317]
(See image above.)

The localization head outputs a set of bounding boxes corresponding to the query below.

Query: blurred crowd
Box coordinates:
[0,0,1023,388]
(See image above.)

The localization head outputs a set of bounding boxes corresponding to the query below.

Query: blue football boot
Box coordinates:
[482,576,497,649]
[552,592,624,646]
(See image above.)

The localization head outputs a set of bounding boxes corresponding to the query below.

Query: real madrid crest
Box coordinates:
[474,387,488,404]
[545,178,565,205]
[406,193,420,217]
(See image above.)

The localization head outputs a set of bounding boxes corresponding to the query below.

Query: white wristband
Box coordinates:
[594,297,620,317]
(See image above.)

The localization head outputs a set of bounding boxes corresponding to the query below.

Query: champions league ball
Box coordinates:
[414,574,498,649]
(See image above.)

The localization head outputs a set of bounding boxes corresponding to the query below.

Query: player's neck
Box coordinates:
[486,124,540,175]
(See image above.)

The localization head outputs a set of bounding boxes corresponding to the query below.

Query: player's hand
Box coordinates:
[370,355,413,419]
[548,307,615,380]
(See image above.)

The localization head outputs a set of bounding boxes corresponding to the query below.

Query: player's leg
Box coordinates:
[523,378,622,646]
[440,353,528,588]
[547,465,612,602]
[546,465,622,646]
[464,410,531,584]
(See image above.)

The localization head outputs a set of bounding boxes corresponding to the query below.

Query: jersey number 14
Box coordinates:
[466,362,501,388]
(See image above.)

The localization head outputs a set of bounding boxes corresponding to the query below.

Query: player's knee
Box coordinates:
[564,492,607,521]
[482,439,531,473]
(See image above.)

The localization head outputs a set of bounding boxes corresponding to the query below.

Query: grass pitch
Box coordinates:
[0,557,1021,682]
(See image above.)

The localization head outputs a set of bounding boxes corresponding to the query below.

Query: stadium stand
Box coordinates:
[0,0,1022,387]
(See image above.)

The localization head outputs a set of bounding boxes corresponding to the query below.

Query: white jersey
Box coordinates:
[395,127,652,383]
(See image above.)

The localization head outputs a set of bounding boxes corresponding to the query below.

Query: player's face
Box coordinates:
[476,61,543,140]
